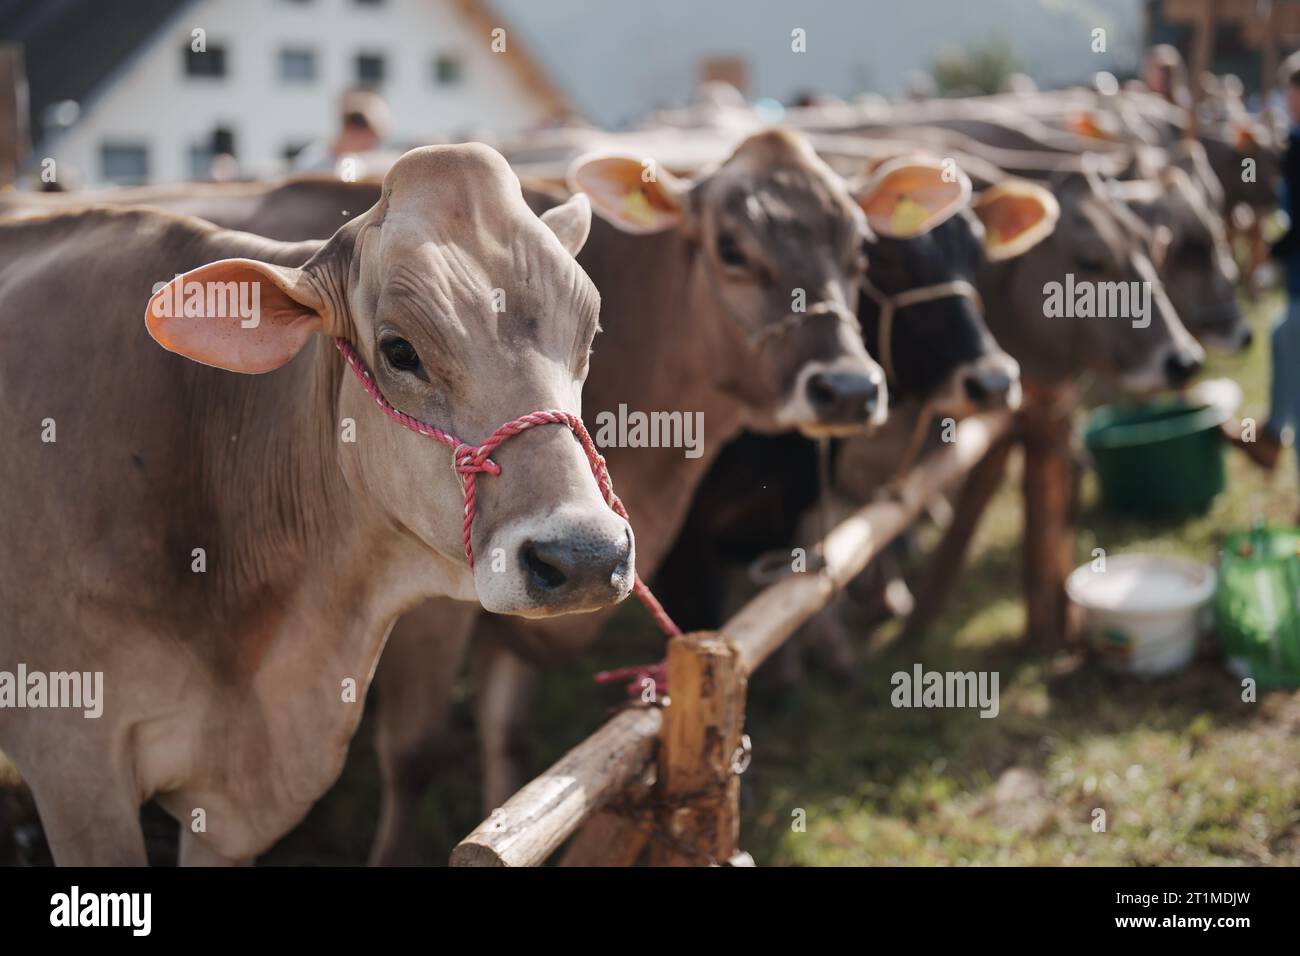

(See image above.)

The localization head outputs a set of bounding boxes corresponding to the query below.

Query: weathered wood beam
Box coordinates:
[450,705,661,867]
[726,410,1013,676]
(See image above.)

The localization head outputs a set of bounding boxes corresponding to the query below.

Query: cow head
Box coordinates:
[570,128,885,437]
[981,169,1205,393]
[1114,166,1248,353]
[1199,119,1280,213]
[146,144,635,618]
[853,158,1054,416]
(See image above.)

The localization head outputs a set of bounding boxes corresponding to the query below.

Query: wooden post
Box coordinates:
[1260,0,1280,116]
[1020,381,1078,650]
[648,632,746,866]
[0,45,29,188]
[903,430,1015,640]
[1187,0,1218,139]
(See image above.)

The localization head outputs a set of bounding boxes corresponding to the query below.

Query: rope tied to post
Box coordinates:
[334,338,680,637]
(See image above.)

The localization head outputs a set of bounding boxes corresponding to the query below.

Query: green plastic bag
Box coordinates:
[1215,527,1300,688]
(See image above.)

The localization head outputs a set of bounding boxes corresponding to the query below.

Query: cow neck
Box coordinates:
[191,234,432,689]
[185,328,442,821]
[576,230,749,568]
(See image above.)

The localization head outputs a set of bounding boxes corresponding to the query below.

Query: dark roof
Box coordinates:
[0,0,195,133]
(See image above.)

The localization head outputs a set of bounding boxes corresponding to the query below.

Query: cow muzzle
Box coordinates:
[779,357,888,435]
[947,352,1022,415]
[477,507,635,617]
[334,338,639,618]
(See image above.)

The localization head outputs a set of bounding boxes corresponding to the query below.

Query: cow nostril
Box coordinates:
[806,372,838,410]
[520,541,567,591]
[1164,351,1202,387]
[964,370,1012,406]
[611,528,633,579]
[806,371,879,421]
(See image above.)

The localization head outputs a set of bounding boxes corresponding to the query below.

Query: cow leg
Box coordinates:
[27,761,146,866]
[370,598,477,866]
[178,828,251,866]
[475,639,539,814]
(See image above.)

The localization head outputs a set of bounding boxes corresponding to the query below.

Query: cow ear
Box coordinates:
[567,153,690,234]
[539,192,592,256]
[1066,110,1115,141]
[1233,122,1258,152]
[146,258,327,374]
[971,180,1060,262]
[854,157,971,238]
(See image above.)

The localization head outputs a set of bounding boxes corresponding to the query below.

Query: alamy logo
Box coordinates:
[593,404,704,459]
[0,664,103,718]
[151,277,262,328]
[1043,273,1151,329]
[890,664,999,718]
[50,886,151,936]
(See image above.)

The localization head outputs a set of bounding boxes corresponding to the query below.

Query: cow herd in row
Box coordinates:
[0,76,1269,864]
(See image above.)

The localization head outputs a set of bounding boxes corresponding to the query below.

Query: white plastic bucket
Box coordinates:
[1066,554,1217,677]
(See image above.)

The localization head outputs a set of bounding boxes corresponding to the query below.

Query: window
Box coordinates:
[279,48,317,82]
[355,53,386,87]
[184,43,227,78]
[433,53,462,86]
[101,143,149,184]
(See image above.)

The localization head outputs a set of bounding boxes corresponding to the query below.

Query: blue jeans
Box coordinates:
[1268,297,1300,465]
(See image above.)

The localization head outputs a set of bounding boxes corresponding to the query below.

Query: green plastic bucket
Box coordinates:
[1215,527,1300,688]
[1083,398,1229,516]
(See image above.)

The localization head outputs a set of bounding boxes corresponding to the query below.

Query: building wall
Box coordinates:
[44,0,550,185]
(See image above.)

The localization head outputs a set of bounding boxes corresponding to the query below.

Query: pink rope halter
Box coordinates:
[334,339,679,642]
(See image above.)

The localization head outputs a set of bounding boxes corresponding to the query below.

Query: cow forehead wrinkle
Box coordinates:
[718,182,858,260]
[382,270,466,363]
[381,244,595,375]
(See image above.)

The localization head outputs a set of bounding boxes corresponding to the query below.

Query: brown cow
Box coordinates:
[0,144,632,864]
[367,129,900,863]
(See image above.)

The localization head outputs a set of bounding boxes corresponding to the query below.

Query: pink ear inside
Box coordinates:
[569,156,682,234]
[145,260,324,374]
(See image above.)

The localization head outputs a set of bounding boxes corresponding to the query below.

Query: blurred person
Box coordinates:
[1232,53,1300,476]
[294,88,394,175]
[1141,44,1191,109]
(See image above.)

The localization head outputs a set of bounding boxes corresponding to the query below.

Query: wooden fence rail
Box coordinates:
[452,396,1072,866]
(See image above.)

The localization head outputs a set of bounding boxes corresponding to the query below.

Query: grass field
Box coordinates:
[3,294,1298,866]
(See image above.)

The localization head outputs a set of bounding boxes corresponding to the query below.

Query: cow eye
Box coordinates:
[1078,255,1108,273]
[381,337,421,372]
[716,232,747,267]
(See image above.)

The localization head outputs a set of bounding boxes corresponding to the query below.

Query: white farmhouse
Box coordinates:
[3,0,571,185]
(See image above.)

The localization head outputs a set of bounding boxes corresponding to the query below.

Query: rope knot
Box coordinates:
[453,442,501,477]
